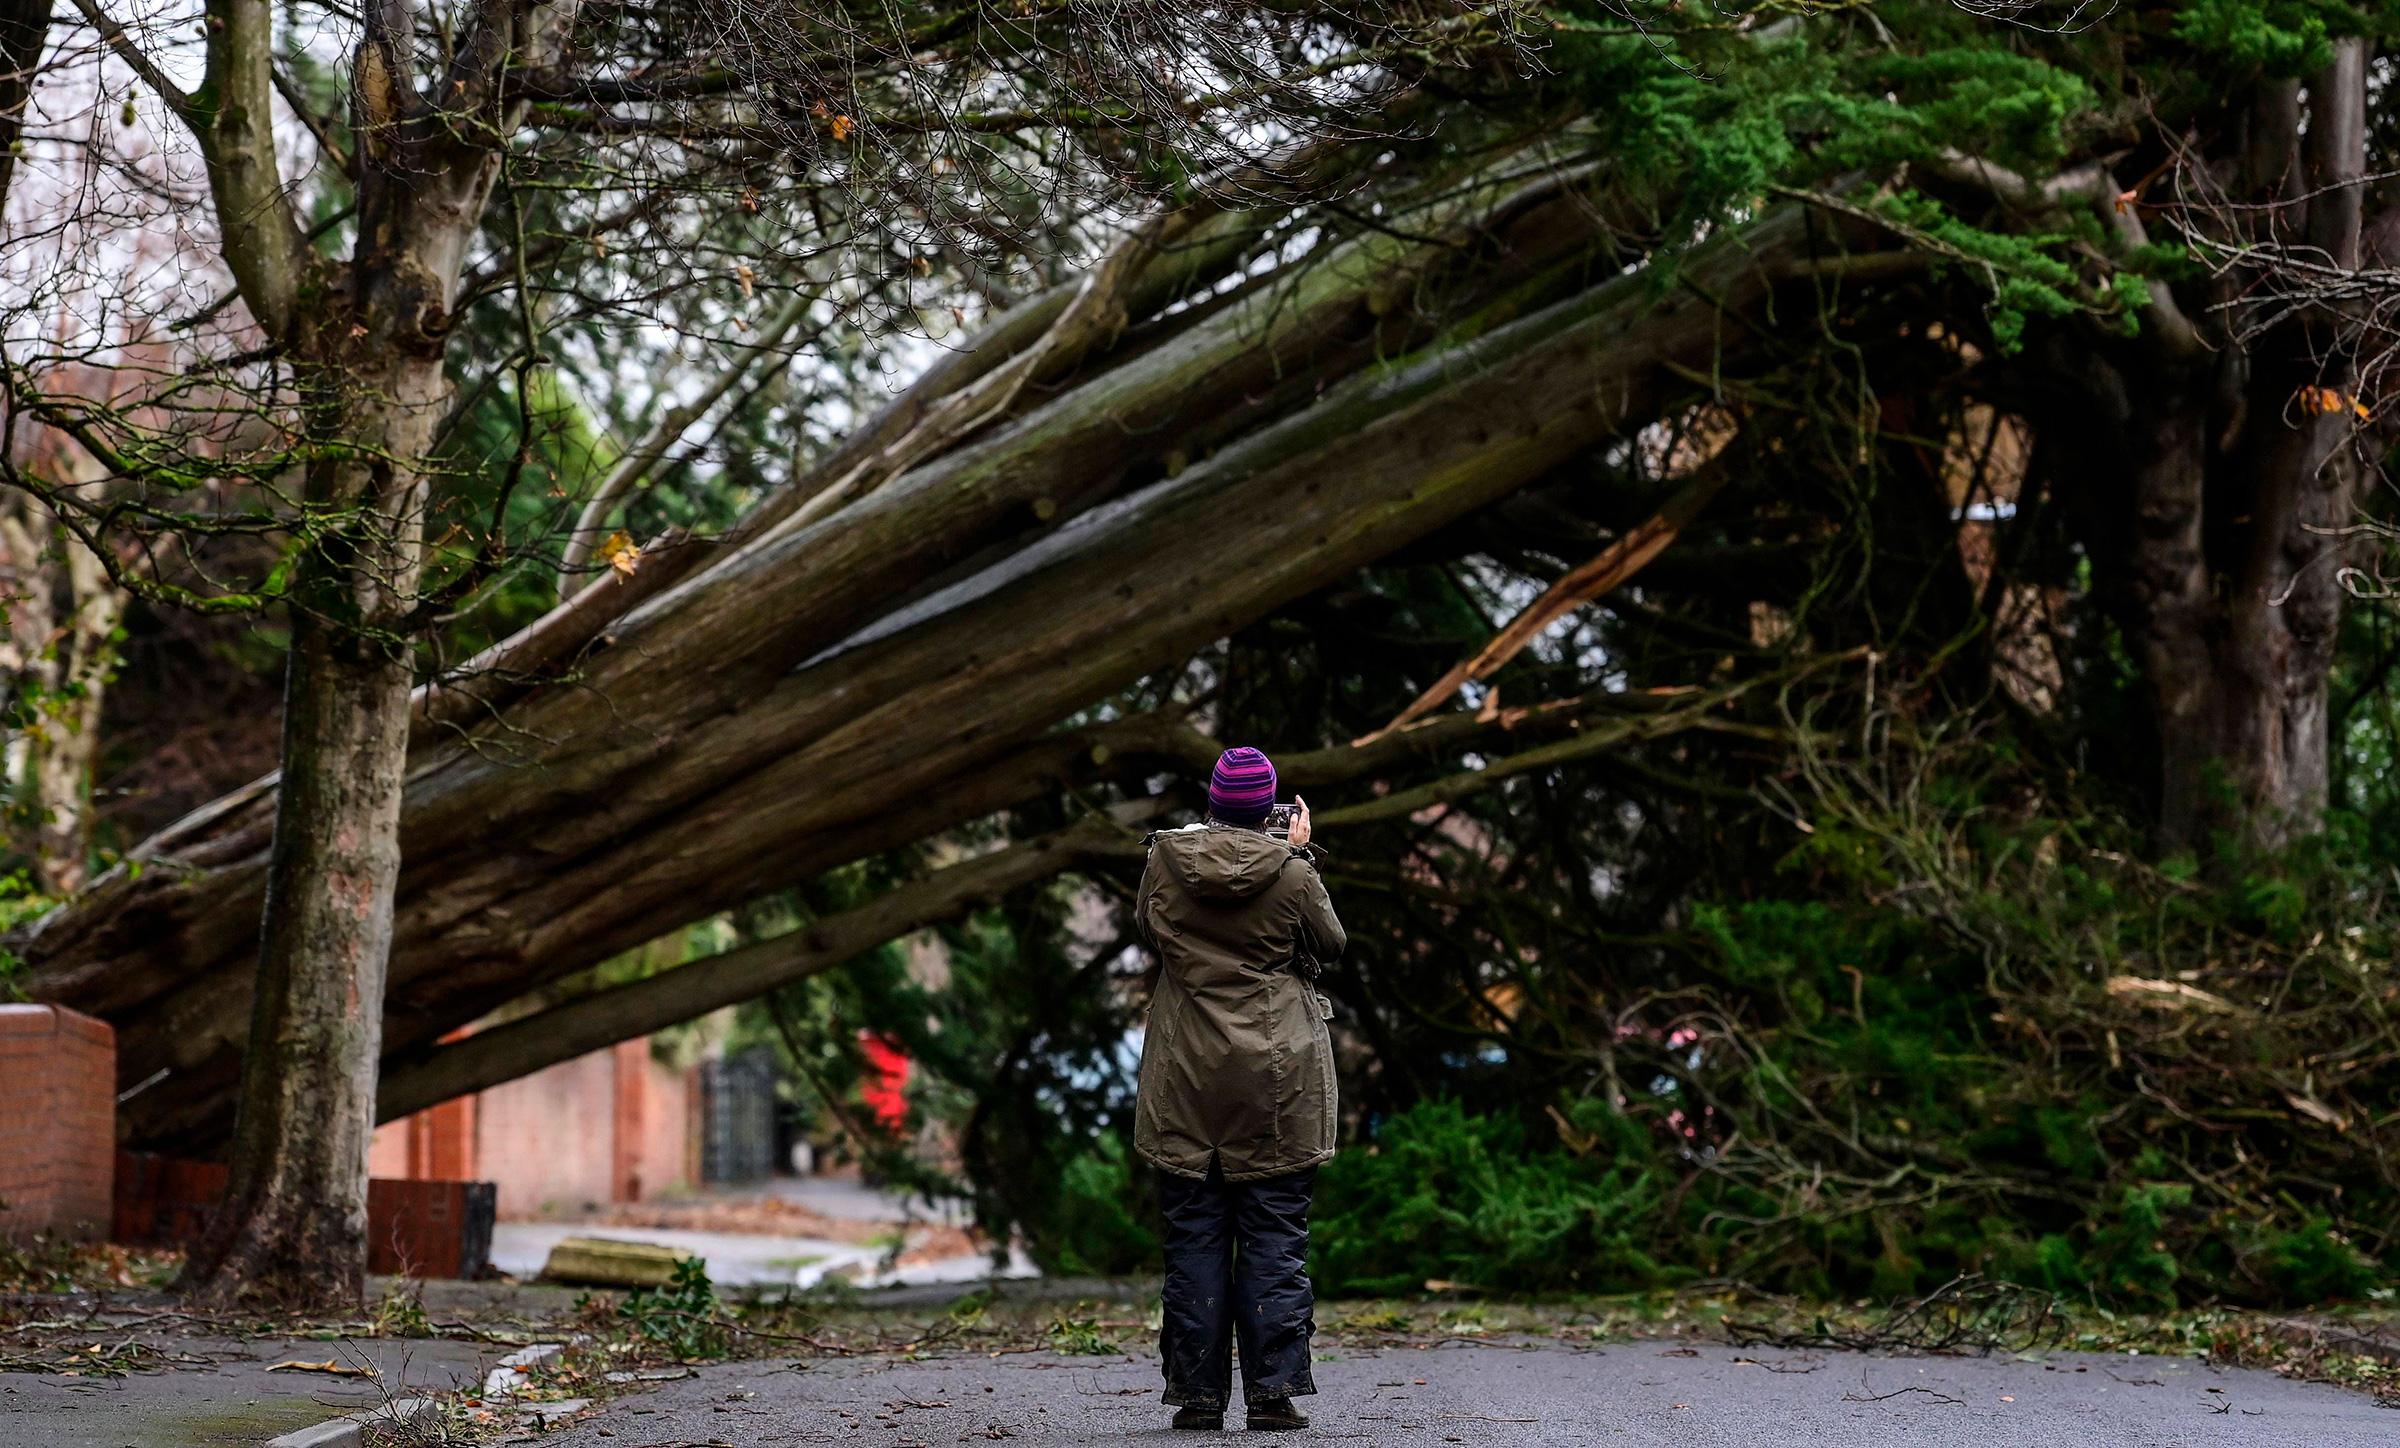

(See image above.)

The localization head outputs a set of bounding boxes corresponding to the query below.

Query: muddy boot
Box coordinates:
[1173,1407,1226,1430]
[1245,1399,1309,1431]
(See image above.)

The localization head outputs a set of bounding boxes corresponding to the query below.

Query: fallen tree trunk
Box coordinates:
[33,195,1864,1153]
[376,669,1806,1115]
[40,161,1598,1004]
[375,812,1156,1117]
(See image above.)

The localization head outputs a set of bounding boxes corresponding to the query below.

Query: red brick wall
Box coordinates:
[0,1005,117,1241]
[373,1037,695,1218]
[111,1151,228,1248]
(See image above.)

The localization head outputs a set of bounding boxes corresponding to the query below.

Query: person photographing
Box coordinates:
[1133,746,1346,1432]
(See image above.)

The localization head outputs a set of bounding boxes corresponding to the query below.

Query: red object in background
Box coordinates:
[365,1178,497,1278]
[858,1032,911,1130]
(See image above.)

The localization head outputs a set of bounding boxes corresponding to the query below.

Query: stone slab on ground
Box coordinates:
[0,1333,502,1448]
[532,1338,2396,1448]
[487,1222,1037,1290]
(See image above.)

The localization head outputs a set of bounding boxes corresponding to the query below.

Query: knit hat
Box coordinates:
[1207,747,1277,825]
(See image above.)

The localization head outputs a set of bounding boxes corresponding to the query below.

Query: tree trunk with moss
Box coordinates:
[154,0,582,1304]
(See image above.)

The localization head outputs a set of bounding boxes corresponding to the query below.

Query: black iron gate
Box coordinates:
[700,1048,778,1185]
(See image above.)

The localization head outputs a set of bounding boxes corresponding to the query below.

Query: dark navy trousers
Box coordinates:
[1157,1162,1318,1410]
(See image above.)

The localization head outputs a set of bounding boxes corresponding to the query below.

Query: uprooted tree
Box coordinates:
[0,0,1528,1303]
[15,0,2400,1303]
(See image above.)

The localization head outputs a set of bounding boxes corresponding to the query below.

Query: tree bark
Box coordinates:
[2143,46,2367,858]
[2026,51,2369,861]
[0,0,47,216]
[175,595,416,1304]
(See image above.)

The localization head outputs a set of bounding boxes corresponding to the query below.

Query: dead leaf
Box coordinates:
[266,1359,377,1377]
[1545,1104,1599,1157]
[2296,384,2369,419]
[602,530,641,578]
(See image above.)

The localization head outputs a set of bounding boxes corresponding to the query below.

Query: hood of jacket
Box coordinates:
[1156,823,1290,901]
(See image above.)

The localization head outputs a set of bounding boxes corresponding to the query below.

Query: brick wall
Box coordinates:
[370,1037,695,1218]
[0,1005,116,1241]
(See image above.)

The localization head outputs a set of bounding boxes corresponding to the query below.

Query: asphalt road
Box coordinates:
[539,1338,2397,1448]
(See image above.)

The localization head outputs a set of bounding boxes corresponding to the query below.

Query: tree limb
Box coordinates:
[0,0,50,215]
[556,291,812,598]
[1321,660,1850,829]
[270,62,353,176]
[190,0,311,342]
[1917,148,2202,359]
[1357,467,1732,745]
[62,0,188,114]
[374,808,1154,1118]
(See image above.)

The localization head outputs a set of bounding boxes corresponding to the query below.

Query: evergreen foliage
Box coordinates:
[767,0,2400,1307]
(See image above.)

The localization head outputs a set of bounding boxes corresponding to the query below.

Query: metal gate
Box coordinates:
[700,1048,779,1184]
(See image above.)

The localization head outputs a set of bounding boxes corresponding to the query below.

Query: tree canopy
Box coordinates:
[11,0,2400,1307]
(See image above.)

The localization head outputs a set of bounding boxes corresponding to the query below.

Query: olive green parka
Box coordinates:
[1132,822,1347,1181]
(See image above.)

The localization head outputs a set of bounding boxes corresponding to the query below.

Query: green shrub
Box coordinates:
[619,1257,729,1360]
[1039,1134,1159,1277]
[1312,1098,1675,1295]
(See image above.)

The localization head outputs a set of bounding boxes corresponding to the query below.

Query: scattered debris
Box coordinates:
[1724,1275,2063,1355]
[483,1340,565,1398]
[266,1358,378,1377]
[605,1366,697,1384]
[1841,1384,1966,1407]
[515,1395,592,1430]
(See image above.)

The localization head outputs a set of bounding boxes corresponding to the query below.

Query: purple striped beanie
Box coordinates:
[1208,747,1277,825]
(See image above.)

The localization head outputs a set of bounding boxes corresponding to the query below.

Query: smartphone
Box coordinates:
[1265,803,1298,839]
